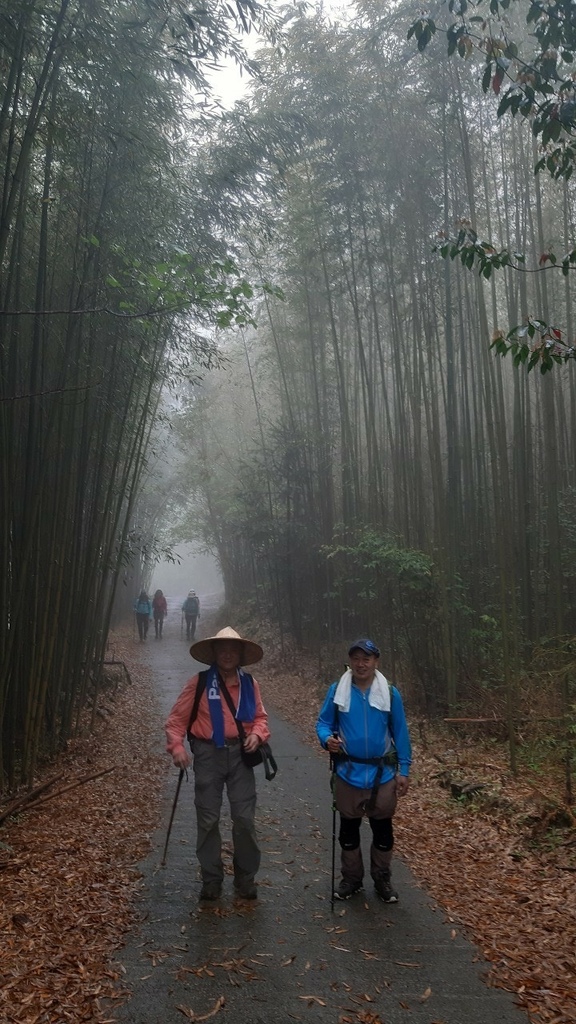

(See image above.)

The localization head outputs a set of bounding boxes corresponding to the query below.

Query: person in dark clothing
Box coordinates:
[134,591,152,641]
[152,589,168,638]
[182,591,200,640]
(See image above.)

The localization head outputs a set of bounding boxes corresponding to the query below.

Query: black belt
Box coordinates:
[334,750,398,813]
[192,736,241,746]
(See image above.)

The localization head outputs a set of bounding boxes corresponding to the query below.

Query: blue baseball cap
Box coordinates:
[348,638,380,658]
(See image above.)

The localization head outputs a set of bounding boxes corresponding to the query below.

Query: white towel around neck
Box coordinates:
[333,668,391,714]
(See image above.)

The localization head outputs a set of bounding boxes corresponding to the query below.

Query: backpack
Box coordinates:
[185,595,199,614]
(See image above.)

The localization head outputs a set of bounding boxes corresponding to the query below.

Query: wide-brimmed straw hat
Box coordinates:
[190,626,263,666]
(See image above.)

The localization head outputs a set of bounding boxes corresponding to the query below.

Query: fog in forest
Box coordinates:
[3,3,576,1019]
[3,0,576,798]
[150,546,223,613]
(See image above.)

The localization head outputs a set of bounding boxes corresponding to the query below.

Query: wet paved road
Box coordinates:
[113,619,527,1024]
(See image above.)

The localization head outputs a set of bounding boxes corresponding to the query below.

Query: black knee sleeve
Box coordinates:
[338,816,362,850]
[369,816,394,851]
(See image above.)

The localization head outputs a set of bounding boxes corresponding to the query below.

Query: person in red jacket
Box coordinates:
[165,627,270,902]
[152,589,168,639]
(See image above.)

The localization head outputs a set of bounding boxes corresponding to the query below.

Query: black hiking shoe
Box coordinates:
[199,883,222,901]
[374,874,398,903]
[334,879,363,900]
[234,881,258,900]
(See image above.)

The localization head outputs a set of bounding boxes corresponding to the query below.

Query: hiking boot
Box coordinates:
[374,873,398,903]
[334,879,363,900]
[234,882,258,900]
[199,883,222,901]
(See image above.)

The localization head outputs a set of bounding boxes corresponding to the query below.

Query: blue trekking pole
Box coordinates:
[330,765,336,911]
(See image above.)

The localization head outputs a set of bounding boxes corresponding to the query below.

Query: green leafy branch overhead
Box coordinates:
[2,242,260,330]
[409,0,576,181]
[491,320,576,373]
[409,0,576,371]
[103,242,257,327]
[437,225,576,372]
[437,224,576,280]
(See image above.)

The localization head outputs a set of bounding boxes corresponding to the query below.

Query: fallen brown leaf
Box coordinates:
[3,619,576,1024]
[176,995,225,1021]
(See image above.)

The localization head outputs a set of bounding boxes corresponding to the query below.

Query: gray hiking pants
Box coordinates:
[336,775,398,883]
[191,738,260,887]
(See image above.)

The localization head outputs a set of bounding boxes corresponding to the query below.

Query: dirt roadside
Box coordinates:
[0,607,574,1023]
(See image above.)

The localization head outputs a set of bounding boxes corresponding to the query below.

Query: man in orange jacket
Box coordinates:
[165,627,270,902]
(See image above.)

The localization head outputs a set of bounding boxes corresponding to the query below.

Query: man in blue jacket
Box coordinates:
[316,638,412,903]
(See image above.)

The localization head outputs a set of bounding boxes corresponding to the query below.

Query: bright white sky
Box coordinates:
[209,1,352,108]
[209,57,255,108]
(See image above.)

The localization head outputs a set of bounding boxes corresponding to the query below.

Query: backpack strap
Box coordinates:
[218,675,252,743]
[186,669,208,748]
[219,677,278,780]
[186,670,255,746]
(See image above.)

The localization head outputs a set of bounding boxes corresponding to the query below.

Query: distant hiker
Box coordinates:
[182,590,200,640]
[165,626,270,902]
[316,638,412,903]
[152,589,168,639]
[134,590,152,641]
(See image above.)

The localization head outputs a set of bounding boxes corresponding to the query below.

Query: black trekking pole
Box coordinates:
[161,768,185,866]
[329,734,339,912]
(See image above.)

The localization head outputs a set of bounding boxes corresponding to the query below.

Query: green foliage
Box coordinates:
[469,613,504,677]
[102,246,257,326]
[408,0,576,182]
[409,0,576,370]
[517,735,559,775]
[490,320,576,374]
[406,16,437,52]
[434,220,576,375]
[0,0,281,790]
[323,527,434,596]
[321,528,442,681]
[435,225,525,277]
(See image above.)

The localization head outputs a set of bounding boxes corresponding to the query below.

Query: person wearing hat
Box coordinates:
[165,627,270,902]
[181,591,200,640]
[316,638,412,903]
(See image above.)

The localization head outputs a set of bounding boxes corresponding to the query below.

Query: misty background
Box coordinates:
[150,545,223,613]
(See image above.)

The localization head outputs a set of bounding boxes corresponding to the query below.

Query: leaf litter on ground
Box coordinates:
[1,617,575,1023]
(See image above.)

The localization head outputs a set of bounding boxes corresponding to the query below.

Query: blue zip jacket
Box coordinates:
[316,679,412,789]
[134,598,152,615]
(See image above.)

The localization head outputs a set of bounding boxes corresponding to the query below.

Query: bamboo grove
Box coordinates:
[173,3,576,743]
[0,0,275,791]
[4,0,576,790]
